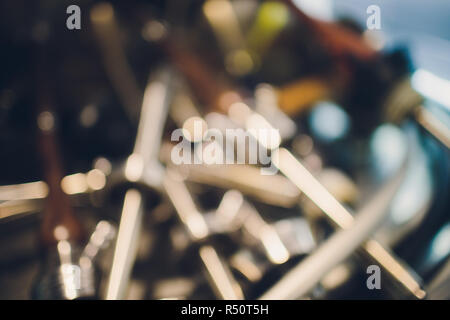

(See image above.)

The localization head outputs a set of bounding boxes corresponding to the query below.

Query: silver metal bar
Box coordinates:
[163,169,244,299]
[260,159,408,299]
[106,69,173,300]
[0,199,43,219]
[199,245,244,300]
[272,147,426,299]
[240,201,290,265]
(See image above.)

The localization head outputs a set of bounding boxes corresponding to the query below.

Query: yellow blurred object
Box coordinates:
[225,49,255,76]
[247,1,290,55]
[277,78,330,115]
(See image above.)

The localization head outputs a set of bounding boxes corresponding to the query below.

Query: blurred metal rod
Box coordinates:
[0,181,48,201]
[163,169,244,300]
[172,162,301,208]
[0,199,43,219]
[106,69,173,300]
[273,148,426,299]
[163,170,209,241]
[273,148,353,229]
[242,109,425,298]
[0,168,108,204]
[81,220,116,262]
[106,189,143,300]
[199,245,244,300]
[260,159,406,299]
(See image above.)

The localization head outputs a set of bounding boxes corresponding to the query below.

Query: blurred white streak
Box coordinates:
[412,69,450,111]
[293,0,334,21]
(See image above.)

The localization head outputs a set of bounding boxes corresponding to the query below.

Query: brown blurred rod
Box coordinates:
[34,34,84,247]
[31,25,97,298]
[161,38,426,299]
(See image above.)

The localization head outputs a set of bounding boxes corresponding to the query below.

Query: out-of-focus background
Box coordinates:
[0,0,449,300]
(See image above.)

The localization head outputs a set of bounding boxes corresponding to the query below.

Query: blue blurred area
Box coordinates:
[332,0,450,79]
[295,0,450,79]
